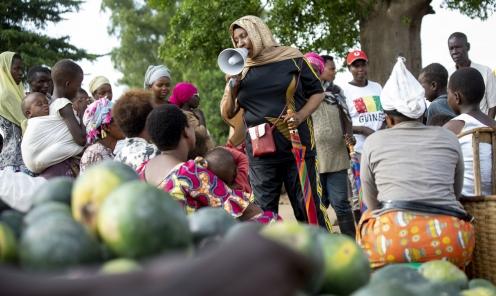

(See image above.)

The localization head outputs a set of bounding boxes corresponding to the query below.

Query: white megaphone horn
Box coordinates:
[217,48,248,75]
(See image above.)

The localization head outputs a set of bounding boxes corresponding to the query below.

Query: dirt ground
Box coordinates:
[278,193,338,228]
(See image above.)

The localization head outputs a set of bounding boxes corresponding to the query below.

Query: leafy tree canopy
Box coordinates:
[0,0,97,69]
[101,0,175,87]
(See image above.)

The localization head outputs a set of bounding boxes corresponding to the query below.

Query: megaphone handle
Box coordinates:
[229,78,236,89]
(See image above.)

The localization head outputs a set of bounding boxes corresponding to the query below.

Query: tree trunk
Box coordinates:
[359,0,434,85]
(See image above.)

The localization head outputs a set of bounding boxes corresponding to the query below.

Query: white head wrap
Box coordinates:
[144,65,171,88]
[381,57,426,119]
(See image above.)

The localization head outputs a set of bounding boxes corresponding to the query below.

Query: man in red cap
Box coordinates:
[341,49,385,221]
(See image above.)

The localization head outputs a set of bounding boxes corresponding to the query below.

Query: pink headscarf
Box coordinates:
[304,52,325,76]
[169,82,198,107]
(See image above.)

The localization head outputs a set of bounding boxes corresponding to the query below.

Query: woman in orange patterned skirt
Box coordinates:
[357,58,474,269]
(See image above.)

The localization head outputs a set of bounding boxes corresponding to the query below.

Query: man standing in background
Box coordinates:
[448,32,496,118]
[311,55,356,237]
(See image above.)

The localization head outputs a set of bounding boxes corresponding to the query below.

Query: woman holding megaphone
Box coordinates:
[220,15,330,229]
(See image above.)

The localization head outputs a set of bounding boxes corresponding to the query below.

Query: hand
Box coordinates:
[283,111,304,130]
[344,133,356,147]
[227,75,241,97]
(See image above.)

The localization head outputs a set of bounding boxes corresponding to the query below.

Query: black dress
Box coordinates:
[237,58,330,228]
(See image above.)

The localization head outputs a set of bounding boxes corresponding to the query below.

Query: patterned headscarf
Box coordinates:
[169,82,198,107]
[304,52,325,76]
[229,15,303,79]
[83,98,113,144]
[144,65,171,88]
[0,52,25,127]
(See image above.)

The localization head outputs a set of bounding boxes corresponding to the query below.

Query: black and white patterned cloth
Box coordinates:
[0,116,26,172]
[114,137,160,171]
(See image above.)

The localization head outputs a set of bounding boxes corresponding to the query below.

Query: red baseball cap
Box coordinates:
[346,50,368,65]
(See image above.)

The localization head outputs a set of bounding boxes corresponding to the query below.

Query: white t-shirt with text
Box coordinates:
[342,81,384,153]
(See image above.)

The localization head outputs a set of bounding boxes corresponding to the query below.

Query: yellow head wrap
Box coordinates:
[88,76,110,95]
[0,51,25,127]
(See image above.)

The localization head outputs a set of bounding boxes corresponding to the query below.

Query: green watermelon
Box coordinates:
[224,221,263,242]
[97,181,192,259]
[0,222,17,263]
[0,210,24,238]
[317,233,371,295]
[32,177,73,207]
[100,258,141,274]
[419,260,468,290]
[24,202,72,227]
[461,287,496,296]
[72,160,138,234]
[371,264,427,285]
[188,207,237,247]
[469,279,496,291]
[261,222,325,294]
[351,281,417,296]
[20,217,101,271]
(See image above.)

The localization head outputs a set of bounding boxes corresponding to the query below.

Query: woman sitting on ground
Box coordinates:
[357,58,474,269]
[80,98,125,172]
[138,104,278,223]
[444,67,496,196]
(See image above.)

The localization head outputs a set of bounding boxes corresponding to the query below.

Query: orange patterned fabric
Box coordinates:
[357,210,475,269]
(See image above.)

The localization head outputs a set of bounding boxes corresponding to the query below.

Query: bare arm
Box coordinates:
[352,126,375,136]
[59,104,86,146]
[220,79,241,120]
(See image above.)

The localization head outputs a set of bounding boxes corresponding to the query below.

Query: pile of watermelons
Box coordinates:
[1,160,495,295]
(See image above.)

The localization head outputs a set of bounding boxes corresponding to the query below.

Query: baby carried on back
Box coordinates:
[21,92,85,175]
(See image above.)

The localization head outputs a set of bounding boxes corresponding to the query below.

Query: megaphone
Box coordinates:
[217,48,248,75]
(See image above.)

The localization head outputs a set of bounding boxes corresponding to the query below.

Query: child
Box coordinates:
[198,147,251,193]
[21,92,49,119]
[202,147,237,187]
[444,67,496,196]
[21,60,86,178]
[418,63,455,124]
[50,59,86,147]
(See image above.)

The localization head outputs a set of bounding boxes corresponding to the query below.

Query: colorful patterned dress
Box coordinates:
[138,159,279,223]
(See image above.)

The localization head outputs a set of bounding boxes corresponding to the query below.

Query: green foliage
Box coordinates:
[101,0,175,87]
[267,0,362,55]
[0,0,96,69]
[149,0,262,144]
[155,0,262,66]
[444,0,496,20]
